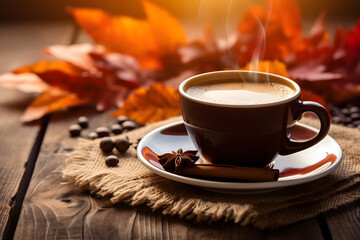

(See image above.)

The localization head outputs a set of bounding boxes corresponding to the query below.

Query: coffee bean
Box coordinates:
[117,116,129,124]
[347,124,356,128]
[69,124,81,137]
[111,124,123,135]
[100,137,114,153]
[115,137,132,153]
[341,108,351,116]
[350,113,360,120]
[353,120,360,126]
[78,116,89,129]
[96,127,111,137]
[332,116,342,124]
[349,106,360,114]
[343,117,353,124]
[122,120,137,131]
[88,132,99,140]
[105,155,119,167]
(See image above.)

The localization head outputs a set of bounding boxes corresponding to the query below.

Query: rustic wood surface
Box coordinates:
[0,22,73,238]
[0,22,359,240]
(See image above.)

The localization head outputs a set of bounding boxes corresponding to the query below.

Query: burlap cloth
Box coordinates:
[63,117,360,229]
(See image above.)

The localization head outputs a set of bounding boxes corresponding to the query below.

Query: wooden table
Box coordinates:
[0,22,359,240]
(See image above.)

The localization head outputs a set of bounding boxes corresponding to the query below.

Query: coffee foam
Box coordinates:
[186,82,294,105]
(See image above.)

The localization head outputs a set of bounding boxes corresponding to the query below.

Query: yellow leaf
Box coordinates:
[112,83,181,124]
[240,60,289,77]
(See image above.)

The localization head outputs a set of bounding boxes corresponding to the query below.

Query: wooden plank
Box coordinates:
[326,204,360,240]
[14,106,324,239]
[0,22,73,237]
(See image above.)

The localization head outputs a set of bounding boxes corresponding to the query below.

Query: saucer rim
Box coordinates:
[137,121,343,191]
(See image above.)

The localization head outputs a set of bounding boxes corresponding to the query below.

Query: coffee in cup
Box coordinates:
[179,71,330,168]
[186,81,294,105]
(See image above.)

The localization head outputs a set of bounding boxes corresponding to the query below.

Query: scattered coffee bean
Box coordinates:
[343,117,353,124]
[88,132,99,140]
[105,155,119,167]
[331,116,341,124]
[350,113,360,120]
[96,127,111,137]
[117,116,129,124]
[78,116,89,129]
[122,120,137,131]
[349,106,360,114]
[340,108,350,116]
[69,124,82,137]
[329,100,360,127]
[111,124,123,135]
[115,137,132,153]
[353,120,360,126]
[100,137,114,153]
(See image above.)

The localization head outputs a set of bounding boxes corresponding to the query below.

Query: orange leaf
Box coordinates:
[13,60,81,76]
[21,91,88,122]
[237,0,302,65]
[112,83,181,124]
[70,0,186,69]
[240,60,289,77]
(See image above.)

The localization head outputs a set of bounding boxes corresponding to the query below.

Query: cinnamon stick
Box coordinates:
[177,164,279,182]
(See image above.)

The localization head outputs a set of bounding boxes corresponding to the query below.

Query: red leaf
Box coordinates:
[236,0,302,65]
[346,19,360,68]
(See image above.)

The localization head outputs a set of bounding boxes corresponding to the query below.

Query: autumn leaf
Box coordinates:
[14,60,81,76]
[345,19,360,68]
[45,43,105,73]
[70,0,186,69]
[239,60,289,77]
[287,18,360,104]
[286,13,344,82]
[236,0,302,66]
[178,24,229,73]
[12,58,139,111]
[0,73,50,93]
[21,91,88,122]
[112,83,181,124]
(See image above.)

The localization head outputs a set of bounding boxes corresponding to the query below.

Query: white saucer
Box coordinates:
[137,121,343,194]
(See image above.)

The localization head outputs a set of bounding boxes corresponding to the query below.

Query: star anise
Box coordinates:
[157,148,199,172]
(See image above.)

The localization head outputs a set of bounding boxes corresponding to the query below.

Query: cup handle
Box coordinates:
[279,100,330,155]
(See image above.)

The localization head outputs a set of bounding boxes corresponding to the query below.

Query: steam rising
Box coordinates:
[197,0,239,69]
[197,0,275,82]
[249,0,273,82]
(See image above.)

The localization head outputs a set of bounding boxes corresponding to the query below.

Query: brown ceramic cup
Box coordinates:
[179,70,330,168]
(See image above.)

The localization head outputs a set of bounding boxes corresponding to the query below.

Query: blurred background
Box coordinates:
[1,0,358,31]
[1,0,359,21]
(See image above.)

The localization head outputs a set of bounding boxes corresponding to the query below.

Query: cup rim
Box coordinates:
[179,70,301,108]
